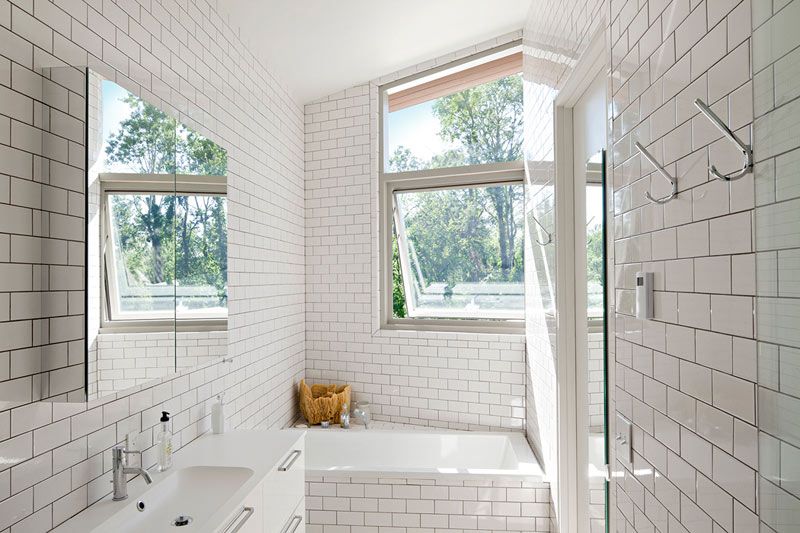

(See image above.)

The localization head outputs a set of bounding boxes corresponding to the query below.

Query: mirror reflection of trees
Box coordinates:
[105,95,228,314]
[105,95,228,176]
[174,195,228,309]
[109,193,175,290]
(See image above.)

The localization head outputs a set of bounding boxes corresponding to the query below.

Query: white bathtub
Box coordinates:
[305,428,543,480]
[304,429,551,532]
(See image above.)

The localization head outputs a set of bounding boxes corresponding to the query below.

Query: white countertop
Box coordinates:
[54,429,305,533]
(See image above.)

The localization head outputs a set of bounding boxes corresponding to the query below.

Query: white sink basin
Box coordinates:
[92,466,254,533]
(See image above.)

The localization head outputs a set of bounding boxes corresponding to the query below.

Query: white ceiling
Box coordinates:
[222,0,531,104]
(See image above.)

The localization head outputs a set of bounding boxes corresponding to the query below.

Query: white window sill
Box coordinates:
[381,318,525,336]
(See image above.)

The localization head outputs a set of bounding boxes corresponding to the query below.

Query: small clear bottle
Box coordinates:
[212,393,226,434]
[156,411,173,472]
[340,403,350,429]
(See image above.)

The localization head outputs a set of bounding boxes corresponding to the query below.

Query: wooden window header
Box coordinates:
[387,51,522,113]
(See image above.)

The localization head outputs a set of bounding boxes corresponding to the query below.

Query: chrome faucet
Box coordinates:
[112,445,153,501]
[352,405,370,429]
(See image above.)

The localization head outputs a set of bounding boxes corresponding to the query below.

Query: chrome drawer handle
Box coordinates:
[278,449,301,471]
[223,506,254,533]
[280,515,302,533]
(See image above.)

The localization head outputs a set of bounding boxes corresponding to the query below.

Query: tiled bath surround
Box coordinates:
[0,0,305,530]
[304,33,528,433]
[305,475,551,533]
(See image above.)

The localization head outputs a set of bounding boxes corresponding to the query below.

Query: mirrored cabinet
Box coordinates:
[0,67,228,408]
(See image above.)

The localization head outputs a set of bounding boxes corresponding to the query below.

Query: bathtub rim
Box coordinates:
[303,428,545,482]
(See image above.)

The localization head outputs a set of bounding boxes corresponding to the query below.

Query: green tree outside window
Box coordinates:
[387,74,524,318]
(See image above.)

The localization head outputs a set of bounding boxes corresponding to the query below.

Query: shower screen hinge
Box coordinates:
[602,464,611,482]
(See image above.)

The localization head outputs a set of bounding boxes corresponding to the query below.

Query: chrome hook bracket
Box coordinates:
[635,142,677,204]
[529,212,552,246]
[693,98,753,181]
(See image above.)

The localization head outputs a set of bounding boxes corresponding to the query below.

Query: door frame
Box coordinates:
[552,25,610,533]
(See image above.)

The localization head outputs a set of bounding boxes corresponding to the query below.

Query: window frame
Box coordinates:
[99,173,227,333]
[378,41,526,333]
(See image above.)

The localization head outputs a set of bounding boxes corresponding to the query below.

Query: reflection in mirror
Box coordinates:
[87,72,175,399]
[0,66,88,410]
[526,179,554,314]
[86,72,228,400]
[0,67,229,407]
[38,67,86,401]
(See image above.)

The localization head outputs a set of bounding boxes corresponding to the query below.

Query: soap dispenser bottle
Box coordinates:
[212,393,226,434]
[156,411,173,472]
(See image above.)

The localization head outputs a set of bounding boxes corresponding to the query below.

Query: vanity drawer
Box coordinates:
[217,482,262,533]
[262,436,305,533]
[273,501,304,533]
[283,499,306,533]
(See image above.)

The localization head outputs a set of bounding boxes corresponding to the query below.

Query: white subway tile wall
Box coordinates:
[519,0,789,531]
[753,0,800,532]
[0,0,305,530]
[606,0,762,531]
[303,33,528,433]
[0,1,794,532]
[305,475,551,533]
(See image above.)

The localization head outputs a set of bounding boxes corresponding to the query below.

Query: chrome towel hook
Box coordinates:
[529,212,552,246]
[693,98,753,181]
[636,142,677,204]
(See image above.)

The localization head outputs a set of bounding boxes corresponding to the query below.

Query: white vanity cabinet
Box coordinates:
[53,430,306,533]
[217,433,305,533]
[262,438,305,533]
